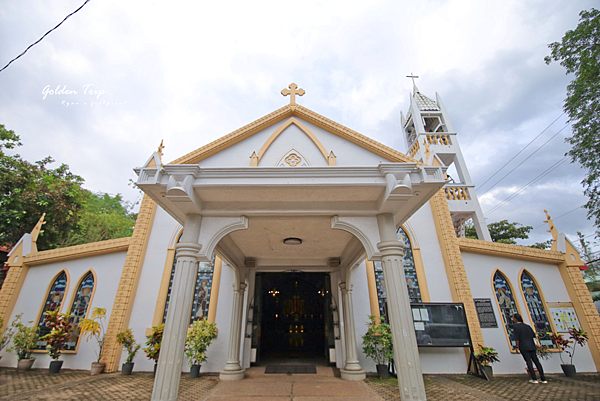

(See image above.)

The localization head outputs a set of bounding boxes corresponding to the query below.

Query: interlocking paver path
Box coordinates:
[1,366,599,400]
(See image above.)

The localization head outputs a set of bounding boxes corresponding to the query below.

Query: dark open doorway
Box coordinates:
[253,272,332,365]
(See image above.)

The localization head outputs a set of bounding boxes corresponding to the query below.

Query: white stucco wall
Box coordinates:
[0,251,126,370]
[351,261,377,373]
[463,251,597,374]
[197,117,391,168]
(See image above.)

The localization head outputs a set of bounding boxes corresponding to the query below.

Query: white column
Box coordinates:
[152,214,202,401]
[339,282,366,380]
[220,281,247,380]
[377,213,427,401]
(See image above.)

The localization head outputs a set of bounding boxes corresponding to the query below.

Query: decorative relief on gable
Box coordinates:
[276,148,311,167]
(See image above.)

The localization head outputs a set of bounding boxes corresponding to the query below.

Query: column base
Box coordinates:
[220,369,246,380]
[340,369,366,381]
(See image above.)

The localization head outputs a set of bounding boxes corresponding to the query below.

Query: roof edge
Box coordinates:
[167,104,418,165]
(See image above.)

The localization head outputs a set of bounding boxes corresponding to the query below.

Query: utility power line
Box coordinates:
[484,157,568,216]
[532,205,585,230]
[479,122,571,197]
[478,113,565,190]
[0,0,92,73]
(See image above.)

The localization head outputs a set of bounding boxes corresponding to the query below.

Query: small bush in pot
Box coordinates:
[552,327,589,377]
[40,310,74,374]
[475,345,500,379]
[79,307,107,375]
[116,328,141,375]
[7,314,39,371]
[361,316,394,379]
[185,319,217,378]
[143,323,164,375]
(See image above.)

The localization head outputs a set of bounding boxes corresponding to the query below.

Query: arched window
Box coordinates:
[34,271,68,350]
[373,227,422,321]
[493,270,520,350]
[64,271,95,351]
[163,253,216,324]
[520,270,557,349]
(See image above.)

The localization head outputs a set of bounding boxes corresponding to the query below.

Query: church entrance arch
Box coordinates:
[249,272,335,365]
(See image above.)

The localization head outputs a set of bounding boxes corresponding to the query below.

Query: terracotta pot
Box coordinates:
[17,358,35,371]
[376,364,390,379]
[482,365,493,380]
[561,364,576,377]
[49,360,63,374]
[190,365,201,378]
[122,362,134,375]
[91,362,106,376]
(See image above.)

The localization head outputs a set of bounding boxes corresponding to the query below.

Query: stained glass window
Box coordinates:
[64,271,95,351]
[163,253,216,325]
[35,271,68,350]
[374,227,421,321]
[493,271,519,350]
[521,270,557,349]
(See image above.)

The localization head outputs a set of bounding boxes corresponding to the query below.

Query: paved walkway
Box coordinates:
[1,366,599,400]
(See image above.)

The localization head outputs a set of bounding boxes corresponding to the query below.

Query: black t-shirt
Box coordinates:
[513,322,536,351]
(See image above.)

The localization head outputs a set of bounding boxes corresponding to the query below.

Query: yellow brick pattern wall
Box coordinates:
[562,263,600,370]
[101,195,157,372]
[0,266,27,323]
[429,190,485,348]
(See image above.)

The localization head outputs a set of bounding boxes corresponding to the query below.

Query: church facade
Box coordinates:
[1,84,599,399]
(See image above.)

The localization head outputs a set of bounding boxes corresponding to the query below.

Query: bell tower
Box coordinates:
[401,82,491,241]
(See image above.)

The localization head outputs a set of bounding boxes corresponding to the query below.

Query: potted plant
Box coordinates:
[116,328,141,375]
[362,316,394,379]
[40,310,74,374]
[552,327,589,377]
[474,345,500,379]
[143,323,164,375]
[185,319,217,378]
[0,316,15,363]
[7,314,39,371]
[79,307,107,375]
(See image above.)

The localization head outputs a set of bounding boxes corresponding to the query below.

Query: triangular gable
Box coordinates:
[169,105,416,165]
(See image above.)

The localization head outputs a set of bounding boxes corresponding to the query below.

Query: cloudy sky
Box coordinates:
[0,0,597,253]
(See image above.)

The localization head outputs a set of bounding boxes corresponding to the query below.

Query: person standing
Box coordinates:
[513,313,547,384]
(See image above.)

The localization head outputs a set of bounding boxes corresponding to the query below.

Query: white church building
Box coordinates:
[1,84,598,400]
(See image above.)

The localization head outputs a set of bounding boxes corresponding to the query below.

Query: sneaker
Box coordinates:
[539,380,548,384]
[529,380,538,384]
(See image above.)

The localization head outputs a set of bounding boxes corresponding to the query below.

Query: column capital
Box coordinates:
[377,240,404,256]
[174,242,202,258]
[339,282,353,292]
[238,283,247,291]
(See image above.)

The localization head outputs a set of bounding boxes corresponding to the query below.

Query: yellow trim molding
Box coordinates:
[24,237,130,266]
[170,104,416,165]
[207,256,223,324]
[253,117,331,166]
[365,260,380,318]
[458,237,563,263]
[491,268,525,353]
[429,189,485,352]
[101,195,157,372]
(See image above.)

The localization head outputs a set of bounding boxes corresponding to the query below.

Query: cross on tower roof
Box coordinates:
[281,83,305,105]
[406,73,420,94]
[406,73,419,85]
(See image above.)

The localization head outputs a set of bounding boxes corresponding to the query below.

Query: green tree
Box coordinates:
[545,9,600,240]
[466,220,533,245]
[59,191,136,247]
[577,231,600,282]
[0,124,85,249]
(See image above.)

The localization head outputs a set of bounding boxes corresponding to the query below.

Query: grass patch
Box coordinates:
[367,377,398,385]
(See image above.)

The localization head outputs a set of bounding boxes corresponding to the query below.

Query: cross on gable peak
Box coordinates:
[281,83,305,105]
